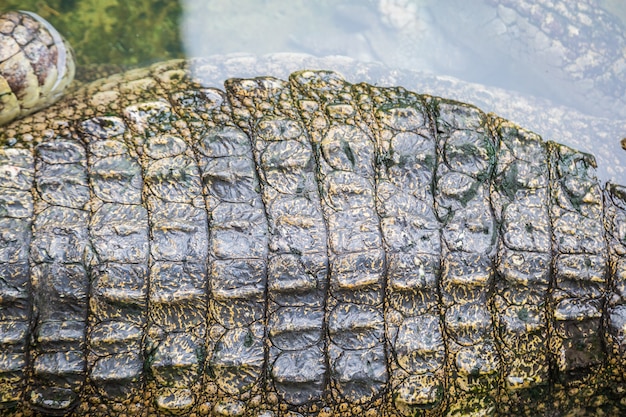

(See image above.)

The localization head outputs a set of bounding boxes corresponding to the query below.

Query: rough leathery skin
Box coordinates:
[0,59,625,417]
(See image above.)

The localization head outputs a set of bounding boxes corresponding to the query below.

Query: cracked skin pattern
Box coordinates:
[1,14,626,417]
[1,58,626,417]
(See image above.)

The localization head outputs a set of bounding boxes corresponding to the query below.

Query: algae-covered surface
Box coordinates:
[2,0,184,66]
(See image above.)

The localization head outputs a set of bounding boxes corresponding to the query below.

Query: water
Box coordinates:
[3,0,626,182]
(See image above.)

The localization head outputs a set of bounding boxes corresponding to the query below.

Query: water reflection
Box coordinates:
[2,0,624,181]
[180,0,625,182]
[181,0,625,117]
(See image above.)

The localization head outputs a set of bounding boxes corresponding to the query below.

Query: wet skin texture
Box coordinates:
[0,57,626,417]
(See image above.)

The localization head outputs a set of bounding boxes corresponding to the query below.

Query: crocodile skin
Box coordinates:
[0,59,625,417]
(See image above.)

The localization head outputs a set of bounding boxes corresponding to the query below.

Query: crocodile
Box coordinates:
[1,10,626,417]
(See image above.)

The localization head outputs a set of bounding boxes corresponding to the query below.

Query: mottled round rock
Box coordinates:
[0,11,75,126]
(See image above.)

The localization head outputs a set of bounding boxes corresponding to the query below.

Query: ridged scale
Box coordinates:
[0,60,625,416]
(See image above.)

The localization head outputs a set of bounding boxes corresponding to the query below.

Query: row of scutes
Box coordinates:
[0,62,626,416]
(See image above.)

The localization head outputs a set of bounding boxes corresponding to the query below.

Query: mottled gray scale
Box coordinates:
[195,125,251,158]
[90,156,142,204]
[88,339,140,369]
[354,84,444,415]
[324,168,374,211]
[225,76,328,409]
[444,303,492,346]
[89,203,148,263]
[0,148,34,190]
[488,119,551,413]
[148,261,206,330]
[162,71,268,413]
[81,115,149,405]
[328,303,383,349]
[80,116,127,141]
[394,315,443,372]
[431,99,499,415]
[0,148,33,408]
[153,69,253,413]
[147,201,208,262]
[144,134,187,159]
[547,142,606,403]
[209,259,265,327]
[210,324,265,396]
[604,184,626,398]
[35,141,90,209]
[268,306,324,350]
[321,124,375,175]
[150,332,201,387]
[202,157,259,203]
[36,141,86,164]
[123,93,208,414]
[210,202,267,259]
[89,138,129,157]
[0,188,33,219]
[194,124,260,205]
[290,70,386,408]
[265,200,326,258]
[270,348,325,394]
[88,255,148,401]
[28,138,91,413]
[145,154,203,204]
[89,264,147,325]
[259,140,312,195]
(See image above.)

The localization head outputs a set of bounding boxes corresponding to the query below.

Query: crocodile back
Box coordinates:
[0,60,625,416]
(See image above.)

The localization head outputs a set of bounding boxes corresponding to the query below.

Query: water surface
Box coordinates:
[5,0,626,181]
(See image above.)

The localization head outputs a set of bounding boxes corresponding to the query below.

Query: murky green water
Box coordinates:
[3,0,626,181]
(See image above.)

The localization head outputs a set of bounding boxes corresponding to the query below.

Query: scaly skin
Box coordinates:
[1,9,626,417]
[0,57,625,417]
